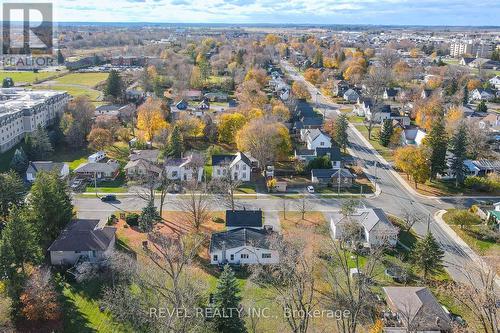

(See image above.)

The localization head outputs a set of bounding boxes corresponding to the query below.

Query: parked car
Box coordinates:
[101,194,117,202]
[70,178,86,191]
[307,186,315,193]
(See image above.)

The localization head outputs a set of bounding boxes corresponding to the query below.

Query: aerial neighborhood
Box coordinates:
[0,20,498,333]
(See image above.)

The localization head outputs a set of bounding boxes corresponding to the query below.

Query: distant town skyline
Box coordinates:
[12,0,499,26]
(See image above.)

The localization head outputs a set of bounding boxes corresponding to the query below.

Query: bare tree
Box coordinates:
[176,179,212,231]
[210,163,242,211]
[322,240,384,333]
[378,48,400,70]
[297,192,312,220]
[363,66,393,139]
[401,210,423,232]
[251,236,317,333]
[442,263,498,333]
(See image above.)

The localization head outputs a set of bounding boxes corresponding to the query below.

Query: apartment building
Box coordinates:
[0,89,70,153]
[450,40,493,58]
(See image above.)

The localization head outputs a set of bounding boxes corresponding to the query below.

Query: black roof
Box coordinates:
[209,227,275,252]
[385,88,398,97]
[311,168,354,179]
[316,146,342,161]
[48,219,116,252]
[212,154,235,166]
[294,100,316,118]
[226,209,263,228]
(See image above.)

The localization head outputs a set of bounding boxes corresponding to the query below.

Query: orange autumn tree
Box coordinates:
[137,97,168,141]
[445,105,464,135]
[415,96,444,131]
[304,68,322,85]
[20,267,61,322]
[291,81,311,100]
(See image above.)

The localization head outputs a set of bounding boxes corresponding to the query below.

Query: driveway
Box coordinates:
[263,210,281,232]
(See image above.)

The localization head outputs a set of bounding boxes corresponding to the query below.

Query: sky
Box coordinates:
[12,0,500,26]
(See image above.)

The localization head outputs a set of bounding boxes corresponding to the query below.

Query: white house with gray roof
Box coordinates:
[209,228,279,265]
[212,152,252,182]
[26,161,69,182]
[300,128,332,150]
[330,208,399,247]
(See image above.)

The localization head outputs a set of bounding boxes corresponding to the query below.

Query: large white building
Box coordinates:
[449,41,493,58]
[0,89,70,153]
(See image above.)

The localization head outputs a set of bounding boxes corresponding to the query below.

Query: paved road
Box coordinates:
[281,61,499,285]
[73,63,499,286]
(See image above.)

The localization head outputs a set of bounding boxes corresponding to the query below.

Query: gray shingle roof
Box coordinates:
[27,161,65,174]
[48,219,116,252]
[226,210,263,228]
[383,287,452,331]
[74,161,120,173]
[209,228,276,252]
[330,208,395,232]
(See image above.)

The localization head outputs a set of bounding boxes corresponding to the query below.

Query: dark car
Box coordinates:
[100,194,117,202]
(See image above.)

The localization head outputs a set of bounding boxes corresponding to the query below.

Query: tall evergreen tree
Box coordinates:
[462,86,468,105]
[212,265,246,333]
[9,147,28,175]
[0,171,25,220]
[476,100,487,113]
[449,124,468,187]
[28,172,73,247]
[379,119,393,147]
[412,231,445,280]
[139,200,161,232]
[104,70,123,100]
[57,49,65,65]
[25,125,53,160]
[167,125,184,158]
[0,206,42,277]
[425,117,448,180]
[333,114,349,152]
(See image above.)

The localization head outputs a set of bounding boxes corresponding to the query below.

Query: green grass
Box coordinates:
[236,183,256,194]
[58,278,133,333]
[51,147,91,171]
[54,72,109,87]
[347,115,365,123]
[85,179,127,193]
[354,125,394,162]
[33,84,101,101]
[0,70,57,84]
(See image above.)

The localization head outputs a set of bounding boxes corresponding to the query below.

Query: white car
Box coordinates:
[306,186,315,193]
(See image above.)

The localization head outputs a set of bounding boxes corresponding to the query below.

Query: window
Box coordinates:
[262,253,272,259]
[213,254,218,261]
[75,251,81,254]
[242,173,246,179]
[235,164,239,170]
[230,254,234,261]
[171,171,178,177]
[242,165,246,170]
[241,254,249,259]
[320,142,325,146]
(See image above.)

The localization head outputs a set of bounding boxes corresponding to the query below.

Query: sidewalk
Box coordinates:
[434,210,500,287]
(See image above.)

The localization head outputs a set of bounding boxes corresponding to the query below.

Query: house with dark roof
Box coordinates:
[73,160,120,180]
[26,161,69,182]
[311,168,354,187]
[329,208,399,247]
[48,219,116,265]
[212,152,252,181]
[209,228,279,265]
[382,287,452,332]
[295,146,343,168]
[343,89,360,102]
[383,88,400,101]
[226,209,263,230]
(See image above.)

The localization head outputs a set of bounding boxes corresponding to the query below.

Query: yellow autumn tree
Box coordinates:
[244,68,268,88]
[264,34,280,45]
[415,96,443,131]
[445,106,464,135]
[467,79,481,91]
[217,112,247,144]
[291,81,311,100]
[271,100,291,121]
[304,68,322,85]
[176,115,205,138]
[394,146,430,188]
[137,97,168,141]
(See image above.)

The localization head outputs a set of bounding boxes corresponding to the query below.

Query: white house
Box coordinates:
[329,208,399,247]
[88,151,106,163]
[489,75,500,90]
[300,129,332,150]
[209,228,279,265]
[470,88,495,101]
[164,155,203,182]
[212,152,252,182]
[26,161,69,182]
[401,127,427,146]
[48,219,116,265]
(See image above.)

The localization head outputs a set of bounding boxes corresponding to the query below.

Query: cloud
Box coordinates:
[52,0,500,26]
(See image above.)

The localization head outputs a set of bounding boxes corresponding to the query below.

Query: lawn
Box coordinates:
[353,124,394,162]
[443,209,500,256]
[236,183,256,194]
[85,179,127,193]
[54,72,109,87]
[33,84,102,102]
[57,278,133,333]
[0,70,58,84]
[52,147,91,171]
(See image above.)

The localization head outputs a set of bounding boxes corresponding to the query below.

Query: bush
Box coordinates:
[464,176,500,193]
[471,226,500,243]
[126,213,139,226]
[212,217,225,224]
